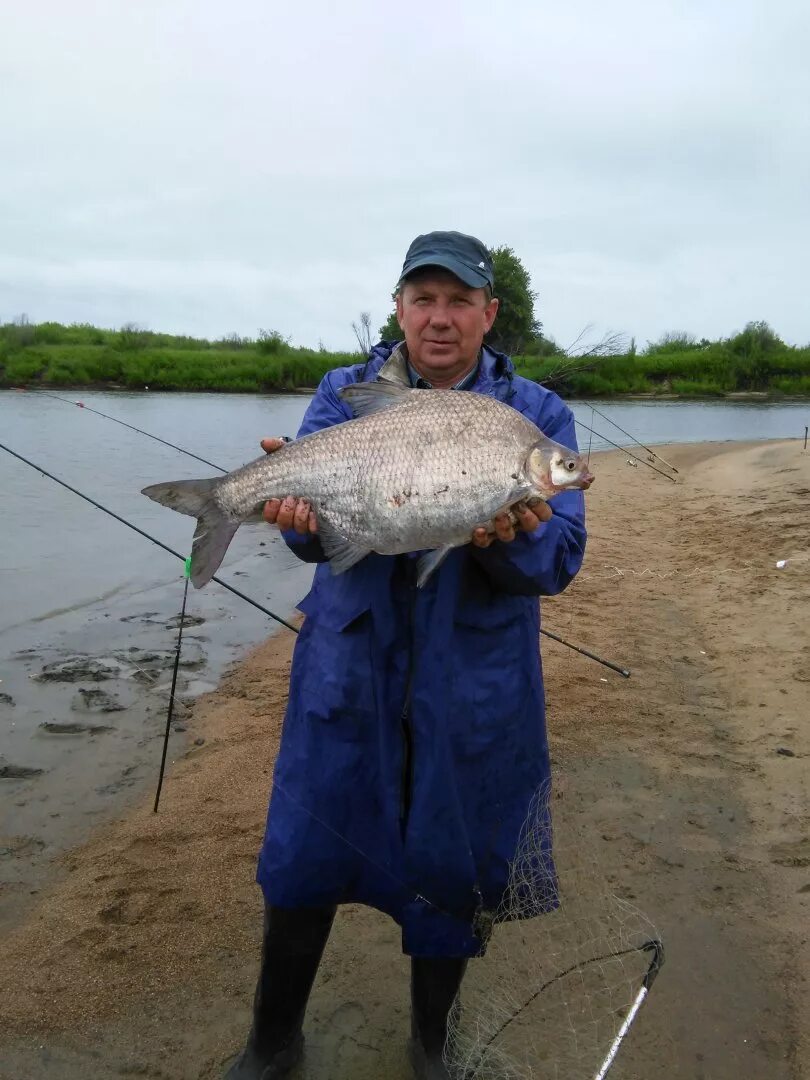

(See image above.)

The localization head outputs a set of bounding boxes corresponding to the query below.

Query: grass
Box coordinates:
[1,319,808,398]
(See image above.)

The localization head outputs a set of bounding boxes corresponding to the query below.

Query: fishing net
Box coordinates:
[445,783,661,1080]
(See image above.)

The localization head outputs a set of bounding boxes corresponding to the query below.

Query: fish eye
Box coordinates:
[565,459,576,471]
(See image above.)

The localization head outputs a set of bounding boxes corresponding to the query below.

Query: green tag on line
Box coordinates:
[184,556,192,579]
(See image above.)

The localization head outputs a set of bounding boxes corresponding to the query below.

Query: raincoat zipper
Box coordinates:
[399,561,417,836]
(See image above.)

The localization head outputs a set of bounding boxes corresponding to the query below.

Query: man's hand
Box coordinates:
[260,438,318,536]
[471,499,552,548]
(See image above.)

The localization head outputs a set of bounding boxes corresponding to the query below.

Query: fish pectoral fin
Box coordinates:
[415,545,454,588]
[338,381,412,418]
[318,520,372,575]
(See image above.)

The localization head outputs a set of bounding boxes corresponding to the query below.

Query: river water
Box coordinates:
[2,390,806,633]
[0,388,807,922]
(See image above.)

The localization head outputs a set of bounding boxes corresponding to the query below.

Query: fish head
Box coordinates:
[526,441,595,497]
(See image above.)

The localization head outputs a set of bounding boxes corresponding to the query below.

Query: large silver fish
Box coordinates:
[142,382,593,589]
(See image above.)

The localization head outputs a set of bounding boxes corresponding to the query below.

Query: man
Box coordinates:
[227,231,587,1080]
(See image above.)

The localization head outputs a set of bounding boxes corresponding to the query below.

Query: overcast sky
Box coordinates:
[2,0,808,351]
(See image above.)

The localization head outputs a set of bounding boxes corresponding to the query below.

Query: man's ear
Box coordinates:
[484,296,499,334]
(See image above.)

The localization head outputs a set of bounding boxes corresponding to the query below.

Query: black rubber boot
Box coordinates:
[409,956,468,1080]
[224,903,337,1080]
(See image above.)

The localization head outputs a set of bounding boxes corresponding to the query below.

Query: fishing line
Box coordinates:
[574,420,677,484]
[604,563,747,580]
[268,777,446,917]
[153,557,191,813]
[586,402,679,474]
[22,389,227,472]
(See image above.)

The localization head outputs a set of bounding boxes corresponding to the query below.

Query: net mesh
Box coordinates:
[445,784,659,1080]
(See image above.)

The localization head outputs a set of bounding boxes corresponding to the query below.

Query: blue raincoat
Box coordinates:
[257,343,587,956]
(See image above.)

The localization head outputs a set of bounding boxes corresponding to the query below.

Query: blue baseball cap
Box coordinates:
[399,230,494,290]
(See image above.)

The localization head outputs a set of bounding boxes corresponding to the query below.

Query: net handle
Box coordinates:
[592,939,665,1080]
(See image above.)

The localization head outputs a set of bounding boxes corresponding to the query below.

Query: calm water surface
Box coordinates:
[1,389,807,633]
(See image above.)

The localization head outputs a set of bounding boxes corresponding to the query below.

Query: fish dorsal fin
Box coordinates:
[338,381,412,418]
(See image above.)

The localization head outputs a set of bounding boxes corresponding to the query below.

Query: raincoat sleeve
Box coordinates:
[470,401,587,596]
[280,370,355,563]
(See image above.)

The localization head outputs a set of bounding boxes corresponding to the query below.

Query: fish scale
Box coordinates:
[141,382,593,588]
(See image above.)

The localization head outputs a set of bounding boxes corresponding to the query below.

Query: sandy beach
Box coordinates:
[1,438,808,1080]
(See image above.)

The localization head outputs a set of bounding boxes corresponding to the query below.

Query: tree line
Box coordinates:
[2,243,809,396]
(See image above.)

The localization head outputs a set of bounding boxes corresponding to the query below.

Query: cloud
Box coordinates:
[2,0,808,348]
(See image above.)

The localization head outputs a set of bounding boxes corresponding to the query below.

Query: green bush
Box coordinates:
[772,375,810,395]
[116,323,150,351]
[215,333,251,350]
[0,320,36,350]
[1,318,809,397]
[256,329,289,356]
[644,331,704,355]
[2,350,48,383]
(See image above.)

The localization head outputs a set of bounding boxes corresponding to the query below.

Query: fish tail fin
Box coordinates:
[141,478,239,588]
[141,478,219,518]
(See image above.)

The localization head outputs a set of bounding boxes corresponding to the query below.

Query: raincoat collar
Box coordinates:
[370,341,516,402]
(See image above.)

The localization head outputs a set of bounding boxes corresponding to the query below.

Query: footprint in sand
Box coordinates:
[39,721,116,735]
[0,762,44,779]
[71,687,126,713]
[770,838,810,868]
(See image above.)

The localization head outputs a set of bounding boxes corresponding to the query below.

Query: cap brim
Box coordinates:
[400,255,491,289]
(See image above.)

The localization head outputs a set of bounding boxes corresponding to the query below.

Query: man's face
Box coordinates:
[395,269,499,386]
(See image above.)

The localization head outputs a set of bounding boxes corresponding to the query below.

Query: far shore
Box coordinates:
[4,381,810,402]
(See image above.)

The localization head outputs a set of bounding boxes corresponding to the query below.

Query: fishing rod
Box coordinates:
[0,441,630,678]
[585,402,679,474]
[574,420,677,484]
[18,388,225,473]
[0,441,298,633]
[540,629,629,679]
[154,558,192,813]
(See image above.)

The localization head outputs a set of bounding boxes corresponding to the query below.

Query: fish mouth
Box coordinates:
[580,471,595,488]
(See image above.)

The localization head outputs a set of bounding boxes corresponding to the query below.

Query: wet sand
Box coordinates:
[0,440,808,1079]
[0,533,312,930]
